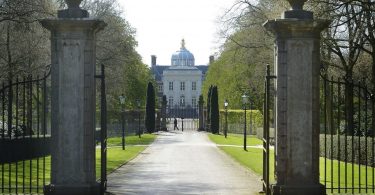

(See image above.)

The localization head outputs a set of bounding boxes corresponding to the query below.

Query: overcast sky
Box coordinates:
[118,0,237,66]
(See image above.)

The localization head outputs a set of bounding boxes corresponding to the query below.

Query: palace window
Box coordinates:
[180,96,185,107]
[192,97,197,108]
[169,97,174,107]
[180,82,185,91]
[169,82,173,91]
[158,84,163,92]
[192,81,196,91]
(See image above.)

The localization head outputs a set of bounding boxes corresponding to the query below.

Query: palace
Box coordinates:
[151,39,211,108]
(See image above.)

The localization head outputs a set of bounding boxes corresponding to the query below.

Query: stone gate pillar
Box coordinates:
[264,1,330,195]
[40,0,106,194]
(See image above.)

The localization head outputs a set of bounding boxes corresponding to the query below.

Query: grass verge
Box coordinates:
[0,134,156,194]
[208,133,262,146]
[208,133,375,194]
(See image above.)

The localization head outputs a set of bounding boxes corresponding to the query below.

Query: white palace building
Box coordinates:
[151,39,211,111]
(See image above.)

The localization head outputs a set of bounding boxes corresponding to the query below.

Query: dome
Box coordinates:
[171,39,195,66]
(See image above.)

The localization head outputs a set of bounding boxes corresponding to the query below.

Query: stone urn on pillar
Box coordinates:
[263,0,330,195]
[283,0,312,19]
[286,0,307,10]
[58,0,89,18]
[65,0,82,8]
[40,0,106,194]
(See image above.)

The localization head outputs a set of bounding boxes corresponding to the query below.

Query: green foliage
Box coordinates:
[208,133,262,146]
[145,82,155,133]
[219,109,263,130]
[320,134,375,166]
[198,95,204,106]
[1,134,157,193]
[207,134,275,181]
[106,134,156,146]
[210,86,219,134]
[206,85,213,130]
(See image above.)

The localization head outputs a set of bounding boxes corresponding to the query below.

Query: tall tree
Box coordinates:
[210,86,219,134]
[206,85,213,130]
[145,82,155,133]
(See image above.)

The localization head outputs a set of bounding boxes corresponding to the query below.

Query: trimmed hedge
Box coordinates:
[320,134,375,166]
[219,109,263,134]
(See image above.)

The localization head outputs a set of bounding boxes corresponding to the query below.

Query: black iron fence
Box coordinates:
[96,64,108,194]
[0,64,110,194]
[261,67,375,194]
[166,105,198,119]
[0,66,51,194]
[320,74,375,194]
[262,65,275,195]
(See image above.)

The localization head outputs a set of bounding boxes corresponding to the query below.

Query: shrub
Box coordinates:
[218,109,263,135]
[320,134,375,166]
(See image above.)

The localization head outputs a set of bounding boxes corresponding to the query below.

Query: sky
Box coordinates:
[118,0,237,66]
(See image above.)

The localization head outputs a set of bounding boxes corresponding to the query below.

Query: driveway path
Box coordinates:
[106,130,262,195]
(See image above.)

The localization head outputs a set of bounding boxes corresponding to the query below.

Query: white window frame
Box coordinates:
[192,81,196,91]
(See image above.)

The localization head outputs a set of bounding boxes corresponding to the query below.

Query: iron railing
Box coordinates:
[320,73,375,194]
[261,65,276,195]
[0,66,51,194]
[95,64,107,194]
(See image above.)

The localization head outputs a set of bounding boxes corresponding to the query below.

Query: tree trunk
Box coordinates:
[345,74,354,136]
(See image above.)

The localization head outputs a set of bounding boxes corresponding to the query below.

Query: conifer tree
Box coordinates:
[145,82,155,133]
[210,86,219,134]
[206,85,213,131]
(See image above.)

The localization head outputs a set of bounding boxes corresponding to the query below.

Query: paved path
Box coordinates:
[106,130,262,195]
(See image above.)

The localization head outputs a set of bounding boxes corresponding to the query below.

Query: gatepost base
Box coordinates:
[44,183,101,195]
[271,183,326,195]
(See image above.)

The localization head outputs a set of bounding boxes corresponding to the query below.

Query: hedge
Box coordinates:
[218,109,263,135]
[320,134,375,166]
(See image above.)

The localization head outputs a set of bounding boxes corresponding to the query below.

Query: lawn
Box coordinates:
[0,134,156,194]
[208,133,375,194]
[208,133,262,146]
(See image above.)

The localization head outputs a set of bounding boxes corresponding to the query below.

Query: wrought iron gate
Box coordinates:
[262,65,375,194]
[96,64,107,195]
[320,72,375,194]
[262,65,275,195]
[0,66,51,194]
[166,106,198,131]
[0,64,108,194]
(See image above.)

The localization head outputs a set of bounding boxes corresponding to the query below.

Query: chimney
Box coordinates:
[151,55,157,67]
[209,55,215,64]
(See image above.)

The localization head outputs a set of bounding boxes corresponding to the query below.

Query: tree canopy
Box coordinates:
[204,0,375,110]
[0,0,153,111]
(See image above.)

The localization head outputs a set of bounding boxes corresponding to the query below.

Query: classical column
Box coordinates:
[40,0,106,194]
[264,1,330,195]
